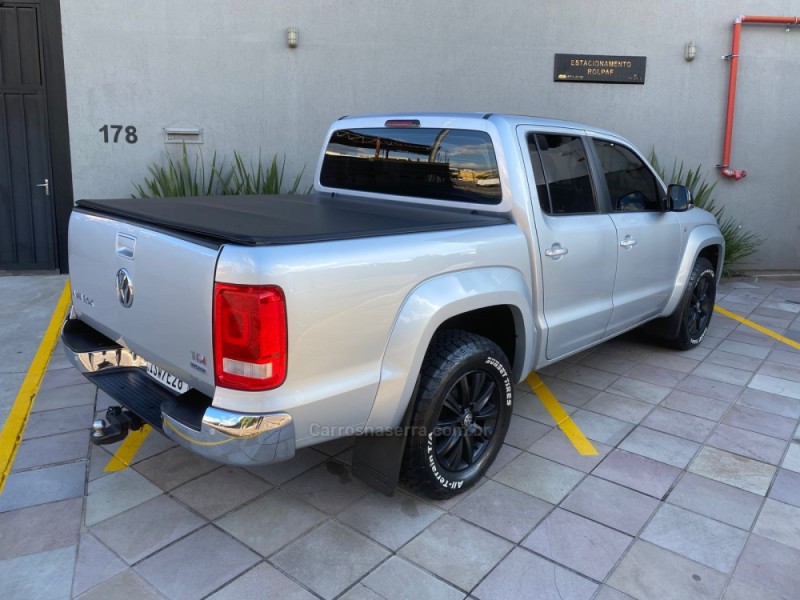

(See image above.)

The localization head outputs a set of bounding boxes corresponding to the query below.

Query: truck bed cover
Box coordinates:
[75,194,509,246]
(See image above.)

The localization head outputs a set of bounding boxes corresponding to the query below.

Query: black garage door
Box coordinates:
[0,2,56,270]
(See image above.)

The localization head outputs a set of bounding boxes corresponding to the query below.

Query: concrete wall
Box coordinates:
[60,1,800,269]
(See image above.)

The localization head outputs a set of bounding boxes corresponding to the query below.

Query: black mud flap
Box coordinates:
[351,379,418,496]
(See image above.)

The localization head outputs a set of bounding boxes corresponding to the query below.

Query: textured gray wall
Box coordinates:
[61,1,800,269]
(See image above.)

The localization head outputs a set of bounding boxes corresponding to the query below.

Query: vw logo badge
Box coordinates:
[115,268,134,308]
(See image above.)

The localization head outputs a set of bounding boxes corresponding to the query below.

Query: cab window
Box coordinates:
[528,133,597,215]
[592,139,662,212]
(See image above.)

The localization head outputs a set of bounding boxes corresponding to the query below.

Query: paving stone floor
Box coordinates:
[1,276,800,599]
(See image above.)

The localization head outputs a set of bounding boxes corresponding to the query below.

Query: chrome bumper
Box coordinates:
[61,317,295,466]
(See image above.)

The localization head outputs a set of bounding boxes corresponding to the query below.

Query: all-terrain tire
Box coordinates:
[402,329,513,499]
[666,257,717,350]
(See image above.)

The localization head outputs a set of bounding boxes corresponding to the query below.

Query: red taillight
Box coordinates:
[384,119,420,128]
[213,283,287,391]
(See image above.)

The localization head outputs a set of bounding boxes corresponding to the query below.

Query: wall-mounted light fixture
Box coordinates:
[287,26,298,49]
[685,41,697,61]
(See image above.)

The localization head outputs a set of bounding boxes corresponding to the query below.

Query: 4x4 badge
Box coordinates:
[116,269,134,308]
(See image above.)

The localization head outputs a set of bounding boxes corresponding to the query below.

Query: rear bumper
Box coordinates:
[61,316,295,465]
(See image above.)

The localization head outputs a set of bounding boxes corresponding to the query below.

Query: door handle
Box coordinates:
[620,236,637,249]
[545,244,569,259]
[36,179,49,196]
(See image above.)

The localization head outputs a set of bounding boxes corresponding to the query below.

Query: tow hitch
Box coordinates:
[91,406,145,445]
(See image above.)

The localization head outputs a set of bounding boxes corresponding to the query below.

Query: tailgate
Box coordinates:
[68,209,220,396]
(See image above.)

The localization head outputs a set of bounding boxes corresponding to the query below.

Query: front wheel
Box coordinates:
[402,330,513,499]
[671,257,717,350]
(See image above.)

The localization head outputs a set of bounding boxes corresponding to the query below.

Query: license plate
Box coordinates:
[146,362,189,394]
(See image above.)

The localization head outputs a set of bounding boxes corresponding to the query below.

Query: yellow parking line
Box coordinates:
[715,305,800,351]
[526,372,598,456]
[0,280,72,494]
[104,425,152,472]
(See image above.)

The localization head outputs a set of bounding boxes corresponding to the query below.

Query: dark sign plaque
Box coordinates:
[554,54,646,84]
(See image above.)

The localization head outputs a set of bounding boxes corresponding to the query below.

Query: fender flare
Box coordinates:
[661,225,725,317]
[365,267,534,429]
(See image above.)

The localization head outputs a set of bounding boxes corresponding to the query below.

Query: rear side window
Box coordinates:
[319,127,501,204]
[527,133,597,215]
[592,139,662,212]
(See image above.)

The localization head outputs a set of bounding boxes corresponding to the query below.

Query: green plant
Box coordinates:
[649,151,762,270]
[133,144,224,198]
[221,152,306,195]
[133,145,308,198]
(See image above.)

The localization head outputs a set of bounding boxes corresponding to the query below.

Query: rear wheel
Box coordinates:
[402,330,513,499]
[669,257,716,350]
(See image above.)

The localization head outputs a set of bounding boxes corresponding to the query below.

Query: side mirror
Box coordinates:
[666,184,692,212]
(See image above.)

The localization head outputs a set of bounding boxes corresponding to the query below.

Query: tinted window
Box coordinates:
[528,134,597,215]
[593,139,662,211]
[320,128,501,204]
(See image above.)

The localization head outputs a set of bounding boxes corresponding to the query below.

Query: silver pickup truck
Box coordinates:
[62,113,723,498]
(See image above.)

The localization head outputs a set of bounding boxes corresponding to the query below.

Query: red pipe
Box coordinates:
[720,15,799,181]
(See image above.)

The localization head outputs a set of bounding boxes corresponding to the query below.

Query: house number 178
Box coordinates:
[99,125,138,144]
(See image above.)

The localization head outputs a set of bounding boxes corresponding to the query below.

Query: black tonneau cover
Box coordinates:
[76,194,509,246]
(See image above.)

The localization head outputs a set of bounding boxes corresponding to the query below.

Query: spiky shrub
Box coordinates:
[649,152,762,270]
[221,152,305,195]
[133,145,307,198]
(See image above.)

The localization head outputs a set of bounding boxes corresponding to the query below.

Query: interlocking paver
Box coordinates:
[608,539,728,600]
[12,430,89,471]
[560,475,659,536]
[733,534,800,599]
[283,460,371,513]
[216,489,326,557]
[171,466,272,520]
[272,520,389,600]
[640,504,748,573]
[207,563,316,600]
[134,526,259,600]
[688,446,776,495]
[706,423,788,465]
[452,479,552,542]
[32,381,95,411]
[721,403,796,439]
[360,556,464,600]
[737,387,800,419]
[90,494,205,564]
[84,468,162,526]
[398,514,512,591]
[493,452,583,504]
[523,508,632,581]
[583,391,653,424]
[663,389,730,420]
[768,468,800,507]
[0,545,76,600]
[504,414,550,449]
[133,446,218,491]
[606,376,671,404]
[0,497,82,560]
[593,449,681,499]
[70,532,127,598]
[641,406,715,442]
[528,427,611,472]
[569,410,634,445]
[749,373,800,400]
[752,498,800,552]
[619,426,700,469]
[722,578,785,600]
[338,490,443,550]
[0,460,86,512]
[666,472,763,530]
[473,547,597,600]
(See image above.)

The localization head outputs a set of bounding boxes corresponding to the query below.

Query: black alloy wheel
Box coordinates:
[433,370,500,472]
[403,329,513,499]
[686,270,713,340]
